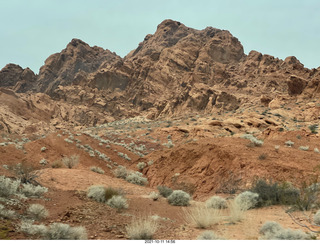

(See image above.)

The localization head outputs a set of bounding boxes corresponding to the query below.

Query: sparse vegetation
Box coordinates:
[228,200,245,223]
[0,176,20,197]
[157,185,173,198]
[251,179,300,207]
[308,124,318,134]
[87,185,107,203]
[167,190,191,206]
[107,195,128,211]
[197,231,224,240]
[21,183,48,198]
[126,216,158,240]
[26,204,49,220]
[241,134,263,147]
[113,165,128,179]
[205,196,227,209]
[285,140,294,147]
[299,146,309,151]
[259,221,312,240]
[90,166,105,174]
[125,171,148,186]
[149,191,160,201]
[62,155,79,169]
[45,223,87,240]
[137,162,146,170]
[234,191,259,210]
[0,204,16,219]
[183,206,221,229]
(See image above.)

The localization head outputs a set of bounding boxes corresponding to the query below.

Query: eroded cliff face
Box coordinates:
[0,19,320,133]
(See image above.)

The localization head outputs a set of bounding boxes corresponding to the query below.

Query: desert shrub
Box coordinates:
[27,204,49,221]
[113,165,128,179]
[258,153,267,160]
[241,134,263,147]
[183,206,221,229]
[313,210,320,225]
[197,230,224,240]
[308,124,318,134]
[20,221,48,237]
[45,223,87,240]
[285,140,294,147]
[295,182,320,211]
[107,195,128,211]
[90,166,105,174]
[149,191,160,201]
[104,187,121,201]
[9,163,40,185]
[137,162,146,170]
[87,185,107,203]
[259,221,312,240]
[62,155,79,169]
[205,196,227,209]
[51,161,63,168]
[299,146,309,151]
[234,191,259,210]
[251,179,300,207]
[274,145,280,152]
[228,200,245,223]
[125,172,148,186]
[126,216,158,240]
[157,185,173,198]
[0,204,16,219]
[0,176,20,197]
[167,190,191,206]
[21,183,48,197]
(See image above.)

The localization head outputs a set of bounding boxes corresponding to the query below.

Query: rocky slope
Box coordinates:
[0,19,320,133]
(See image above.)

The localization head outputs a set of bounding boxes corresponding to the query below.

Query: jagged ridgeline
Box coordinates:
[0,19,320,133]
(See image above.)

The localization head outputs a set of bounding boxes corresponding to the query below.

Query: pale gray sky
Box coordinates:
[1,0,319,73]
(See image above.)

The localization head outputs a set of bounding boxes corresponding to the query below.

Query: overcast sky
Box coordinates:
[1,0,319,73]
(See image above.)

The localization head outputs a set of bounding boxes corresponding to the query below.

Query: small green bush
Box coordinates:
[0,176,20,197]
[87,185,107,203]
[234,191,259,210]
[0,204,16,219]
[21,183,48,198]
[157,185,173,198]
[205,196,227,209]
[167,190,191,206]
[113,165,128,179]
[90,166,105,174]
[251,179,300,207]
[27,204,49,220]
[45,223,87,240]
[125,172,148,186]
[137,162,147,170]
[259,221,312,240]
[107,195,128,211]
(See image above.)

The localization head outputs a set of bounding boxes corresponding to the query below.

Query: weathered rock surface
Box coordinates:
[0,63,36,92]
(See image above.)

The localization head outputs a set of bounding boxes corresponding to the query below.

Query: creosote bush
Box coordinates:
[62,155,79,169]
[251,179,300,207]
[167,190,191,206]
[205,196,227,209]
[126,216,158,240]
[157,185,173,198]
[234,191,259,211]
